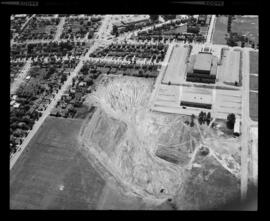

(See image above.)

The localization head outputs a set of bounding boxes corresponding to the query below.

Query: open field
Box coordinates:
[162,45,189,84]
[249,92,258,121]
[97,183,149,210]
[249,51,258,74]
[174,154,240,210]
[232,16,258,44]
[212,16,228,45]
[249,75,258,91]
[10,117,106,209]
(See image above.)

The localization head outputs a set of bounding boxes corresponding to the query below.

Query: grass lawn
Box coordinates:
[249,51,258,74]
[175,155,240,210]
[249,92,258,121]
[10,117,106,209]
[232,16,258,44]
[213,16,228,45]
[249,75,258,91]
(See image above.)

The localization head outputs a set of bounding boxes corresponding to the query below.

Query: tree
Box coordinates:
[112,25,119,37]
[189,114,195,127]
[206,112,211,125]
[149,15,159,23]
[227,38,238,47]
[198,111,204,125]
[227,113,236,129]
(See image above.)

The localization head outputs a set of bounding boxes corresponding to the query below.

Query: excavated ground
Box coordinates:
[78,75,241,209]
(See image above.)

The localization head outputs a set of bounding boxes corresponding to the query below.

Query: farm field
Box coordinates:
[10,117,106,209]
[212,16,228,45]
[249,51,258,74]
[249,75,258,91]
[249,92,258,121]
[232,16,258,45]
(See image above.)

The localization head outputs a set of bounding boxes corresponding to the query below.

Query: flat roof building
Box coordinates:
[186,51,218,84]
[234,117,241,136]
[193,53,212,73]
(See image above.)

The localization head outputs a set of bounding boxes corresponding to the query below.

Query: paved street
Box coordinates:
[240,48,251,201]
[206,15,216,44]
[54,17,66,41]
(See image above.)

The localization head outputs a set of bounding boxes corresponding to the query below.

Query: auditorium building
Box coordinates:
[186,49,218,84]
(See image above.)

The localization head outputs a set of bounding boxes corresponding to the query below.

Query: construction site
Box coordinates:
[76,73,242,208]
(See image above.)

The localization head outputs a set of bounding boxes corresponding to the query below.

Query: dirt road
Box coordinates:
[206,15,216,44]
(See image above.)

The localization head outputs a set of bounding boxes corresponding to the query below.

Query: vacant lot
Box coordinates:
[174,154,240,210]
[10,117,106,209]
[213,16,228,45]
[250,75,258,91]
[249,51,258,74]
[249,92,258,121]
[232,16,258,44]
[89,109,127,157]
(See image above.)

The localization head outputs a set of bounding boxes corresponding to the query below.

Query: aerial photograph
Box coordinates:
[10,14,258,210]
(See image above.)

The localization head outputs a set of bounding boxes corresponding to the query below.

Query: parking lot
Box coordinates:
[162,44,189,84]
[218,49,241,85]
[213,89,242,119]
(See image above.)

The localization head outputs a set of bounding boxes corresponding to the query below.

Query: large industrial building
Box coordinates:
[186,49,218,84]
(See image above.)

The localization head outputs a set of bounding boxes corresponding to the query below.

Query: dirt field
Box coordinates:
[89,109,127,157]
[249,75,258,91]
[10,117,106,209]
[213,16,228,45]
[249,92,258,121]
[249,51,258,74]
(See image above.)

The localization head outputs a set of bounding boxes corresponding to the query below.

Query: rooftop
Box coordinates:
[193,53,213,72]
